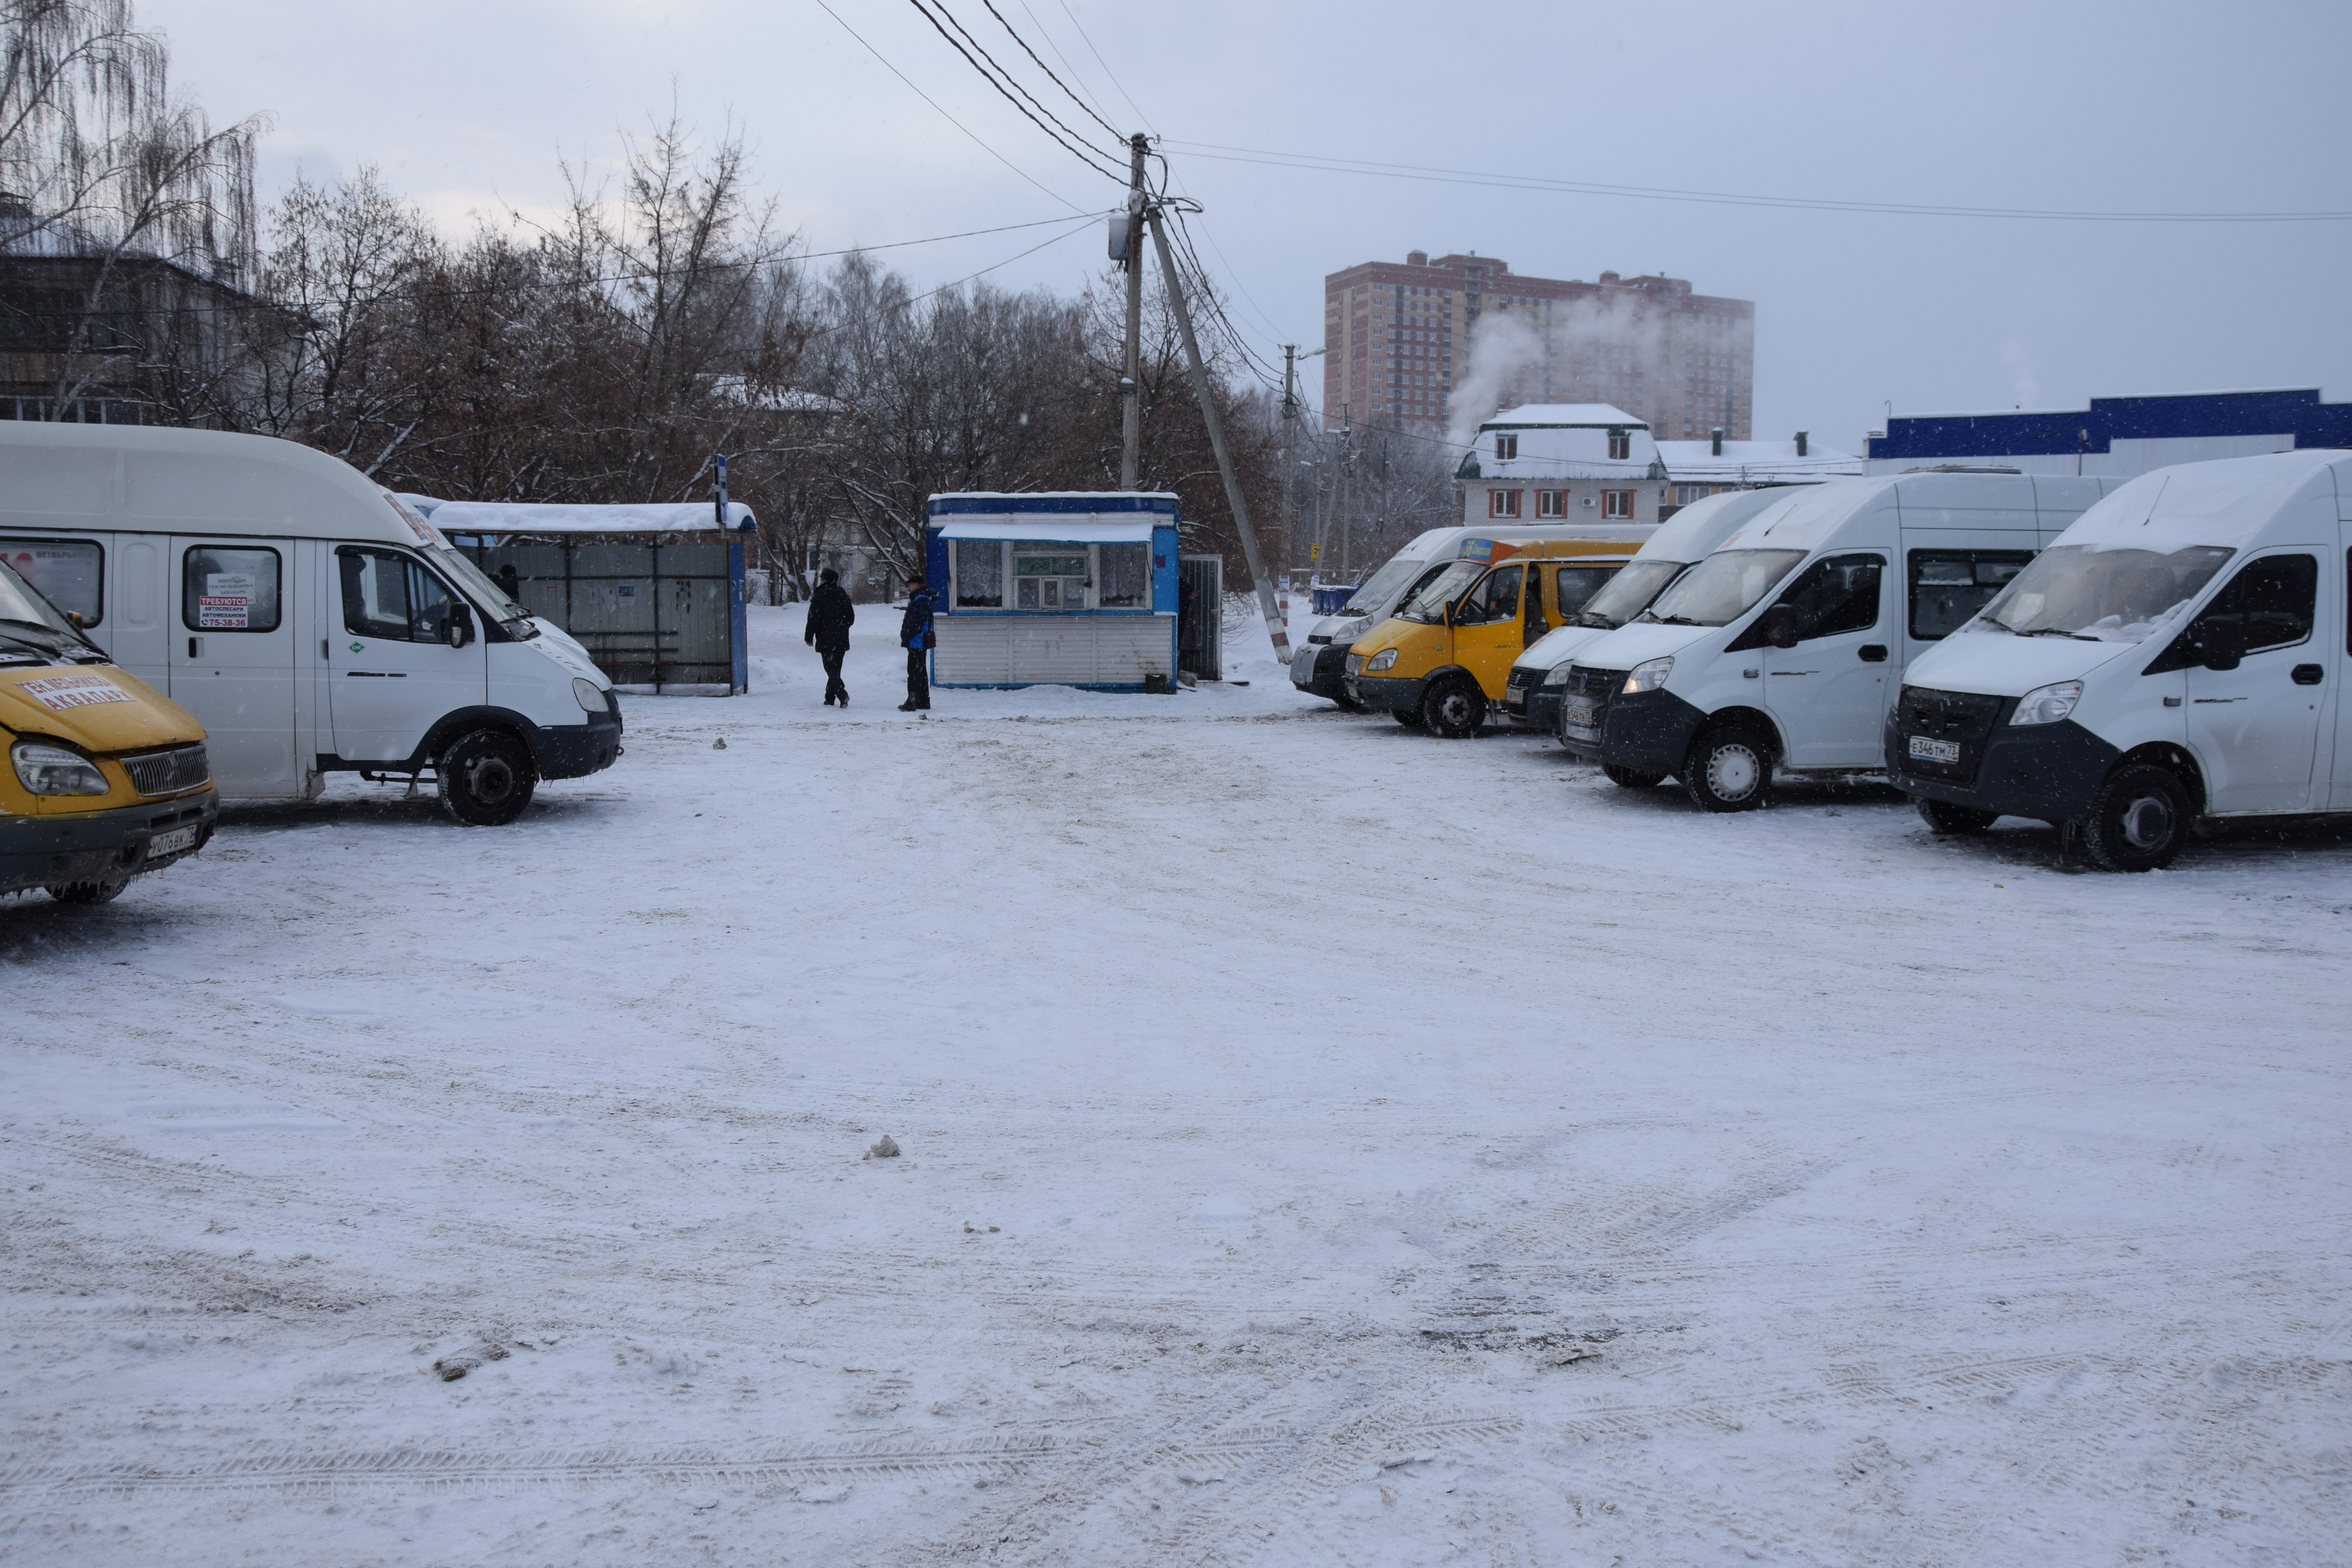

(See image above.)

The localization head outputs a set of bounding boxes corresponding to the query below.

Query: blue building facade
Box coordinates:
[1867,388,2352,477]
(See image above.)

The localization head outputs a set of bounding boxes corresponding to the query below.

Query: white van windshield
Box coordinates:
[1572,558,1686,629]
[1642,549,1808,628]
[427,544,537,637]
[1342,555,1431,613]
[1399,559,1486,623]
[1973,544,2234,643]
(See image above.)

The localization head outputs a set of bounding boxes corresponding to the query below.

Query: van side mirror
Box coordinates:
[446,603,475,649]
[1761,603,1802,649]
[2195,616,2241,671]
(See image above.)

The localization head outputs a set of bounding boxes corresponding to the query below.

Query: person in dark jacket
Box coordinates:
[898,575,935,711]
[804,567,855,706]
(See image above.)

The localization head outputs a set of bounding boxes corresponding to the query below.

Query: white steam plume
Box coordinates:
[1445,312,1541,448]
[1446,292,1674,449]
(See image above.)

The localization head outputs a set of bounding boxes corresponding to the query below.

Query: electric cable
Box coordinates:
[902,0,1125,182]
[808,0,1089,213]
[1161,139,2352,223]
[1052,0,1154,136]
[979,0,1127,147]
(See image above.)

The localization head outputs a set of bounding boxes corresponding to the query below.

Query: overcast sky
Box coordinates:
[146,0,2351,456]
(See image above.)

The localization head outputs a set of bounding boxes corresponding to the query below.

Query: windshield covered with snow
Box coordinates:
[1971,544,2234,643]
[1343,555,1436,613]
[1641,549,1808,628]
[1572,558,1686,629]
[1398,559,1487,623]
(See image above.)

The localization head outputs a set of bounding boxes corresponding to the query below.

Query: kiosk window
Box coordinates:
[181,545,281,632]
[1098,542,1148,608]
[2,539,103,626]
[2201,553,2316,655]
[1014,551,1087,612]
[953,540,1003,607]
[338,547,458,642]
[1453,564,1522,625]
[1773,553,1882,639]
[1909,550,2033,640]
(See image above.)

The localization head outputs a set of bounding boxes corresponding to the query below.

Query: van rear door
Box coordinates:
[169,537,299,797]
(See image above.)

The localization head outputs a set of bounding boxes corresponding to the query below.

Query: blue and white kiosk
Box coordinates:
[924,491,1181,691]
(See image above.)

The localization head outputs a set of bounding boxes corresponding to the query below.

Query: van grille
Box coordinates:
[1894,687,2007,784]
[123,744,210,797]
[1566,666,1626,701]
[1505,666,1541,694]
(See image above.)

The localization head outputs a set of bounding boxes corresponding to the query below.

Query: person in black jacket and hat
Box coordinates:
[804,567,855,706]
[898,575,935,711]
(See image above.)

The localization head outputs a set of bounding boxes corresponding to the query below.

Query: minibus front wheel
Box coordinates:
[437,727,539,827]
[2078,762,2191,873]
[1421,675,1488,739]
[1682,725,1773,813]
[1916,798,1998,836]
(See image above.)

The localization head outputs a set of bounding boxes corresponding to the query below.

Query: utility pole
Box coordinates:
[1119,132,1148,490]
[1147,207,1289,663]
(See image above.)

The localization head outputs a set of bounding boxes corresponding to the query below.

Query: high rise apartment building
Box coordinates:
[1322,251,1754,443]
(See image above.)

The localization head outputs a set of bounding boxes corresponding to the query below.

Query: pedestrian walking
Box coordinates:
[804,567,855,707]
[493,562,521,603]
[898,574,935,711]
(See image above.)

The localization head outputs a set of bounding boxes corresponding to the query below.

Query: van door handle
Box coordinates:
[1858,644,1888,662]
[2291,664,2323,685]
[187,636,202,658]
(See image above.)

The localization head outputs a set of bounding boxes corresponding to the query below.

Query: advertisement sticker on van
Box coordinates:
[17,672,135,710]
[198,571,254,628]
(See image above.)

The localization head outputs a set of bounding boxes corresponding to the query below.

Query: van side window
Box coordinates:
[2201,553,2316,655]
[2,539,103,627]
[1453,564,1521,625]
[1553,564,1619,620]
[1772,553,1883,640]
[1909,550,2033,640]
[338,547,458,643]
[181,546,282,632]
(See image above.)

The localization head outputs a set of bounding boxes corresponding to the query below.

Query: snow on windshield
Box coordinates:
[1642,549,1807,628]
[1973,544,2234,643]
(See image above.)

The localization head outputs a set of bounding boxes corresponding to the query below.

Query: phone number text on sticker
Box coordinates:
[16,673,134,710]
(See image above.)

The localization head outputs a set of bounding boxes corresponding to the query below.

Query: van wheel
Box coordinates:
[437,728,538,826]
[1421,676,1487,738]
[1602,764,1664,789]
[1334,693,1366,713]
[1916,798,1998,835]
[1682,725,1772,813]
[45,877,128,906]
[2080,763,2190,872]
[1393,707,1423,728]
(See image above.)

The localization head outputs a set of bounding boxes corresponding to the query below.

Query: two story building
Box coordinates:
[1453,403,1668,527]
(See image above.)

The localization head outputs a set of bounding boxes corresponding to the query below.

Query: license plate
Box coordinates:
[1561,703,1599,730]
[147,824,201,858]
[1907,735,1961,764]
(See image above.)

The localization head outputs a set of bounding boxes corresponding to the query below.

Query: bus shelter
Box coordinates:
[420,500,753,694]
[924,492,1181,691]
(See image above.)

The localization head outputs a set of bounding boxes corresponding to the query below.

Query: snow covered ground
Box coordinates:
[4,601,2348,1566]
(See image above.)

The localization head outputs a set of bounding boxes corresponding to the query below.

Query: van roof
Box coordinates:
[1636,488,1795,562]
[1713,471,2116,555]
[2054,448,2347,555]
[0,423,425,547]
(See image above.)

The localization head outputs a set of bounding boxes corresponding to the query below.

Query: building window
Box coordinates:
[1608,430,1631,461]
[952,539,1004,607]
[1494,434,1517,461]
[1013,550,1089,611]
[1488,488,1522,519]
[1537,490,1564,519]
[1673,485,1712,505]
[1602,490,1634,521]
[1097,542,1150,608]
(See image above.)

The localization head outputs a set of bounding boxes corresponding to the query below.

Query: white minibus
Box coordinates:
[1560,472,2118,808]
[1888,450,2348,870]
[1503,488,1796,731]
[0,423,620,824]
[1289,523,1652,706]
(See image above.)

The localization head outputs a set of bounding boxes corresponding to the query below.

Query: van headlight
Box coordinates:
[573,677,609,714]
[1542,660,1575,686]
[2009,680,2083,726]
[12,740,110,796]
[1366,648,1399,672]
[1622,656,1674,694]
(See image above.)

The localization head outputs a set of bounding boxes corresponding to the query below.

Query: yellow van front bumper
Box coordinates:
[0,788,216,898]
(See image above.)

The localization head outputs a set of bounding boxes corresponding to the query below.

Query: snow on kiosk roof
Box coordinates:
[924,491,1183,691]
[419,500,757,536]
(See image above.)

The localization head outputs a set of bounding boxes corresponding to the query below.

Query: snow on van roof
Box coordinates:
[424,501,757,535]
[2055,449,2346,555]
[1638,487,1800,561]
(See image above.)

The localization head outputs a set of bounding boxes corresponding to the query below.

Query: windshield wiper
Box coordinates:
[1571,612,1619,629]
[1647,613,1705,627]
[2014,626,2101,641]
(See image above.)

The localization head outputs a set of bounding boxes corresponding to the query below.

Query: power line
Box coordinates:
[978,0,1126,146]
[1052,0,1155,136]
[1163,138,2352,223]
[902,0,1126,183]
[1014,0,1118,129]
[808,0,1089,214]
